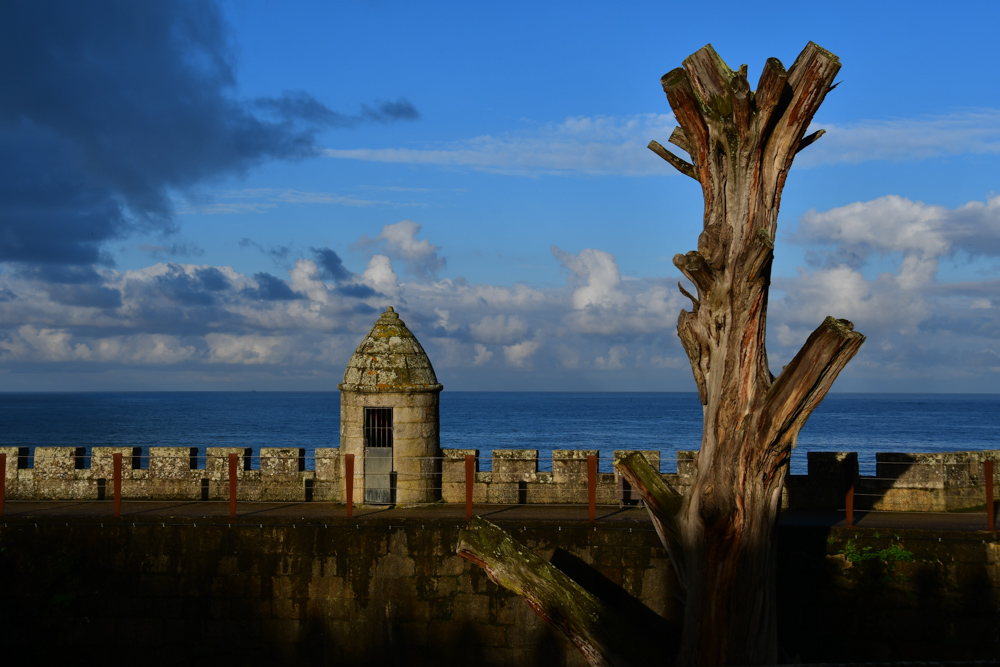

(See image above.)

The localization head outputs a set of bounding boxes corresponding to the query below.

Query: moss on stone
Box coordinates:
[339,307,442,394]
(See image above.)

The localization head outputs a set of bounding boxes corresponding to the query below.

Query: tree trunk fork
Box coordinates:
[459,42,864,667]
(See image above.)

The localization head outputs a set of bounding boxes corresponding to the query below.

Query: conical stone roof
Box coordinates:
[339,307,442,393]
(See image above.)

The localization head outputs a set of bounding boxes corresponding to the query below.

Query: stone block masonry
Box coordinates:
[0,518,678,666]
[0,446,341,503]
[0,517,997,664]
[1,445,998,513]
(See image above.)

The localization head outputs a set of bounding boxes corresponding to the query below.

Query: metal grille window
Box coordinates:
[364,408,393,448]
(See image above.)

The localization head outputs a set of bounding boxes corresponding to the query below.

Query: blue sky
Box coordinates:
[2,0,1000,392]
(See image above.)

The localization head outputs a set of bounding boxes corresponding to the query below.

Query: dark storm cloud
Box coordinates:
[337,283,380,299]
[254,92,353,126]
[255,94,419,126]
[311,247,351,282]
[15,264,122,308]
[45,284,123,309]
[244,273,302,301]
[193,267,230,292]
[310,246,380,298]
[138,241,205,259]
[240,238,292,263]
[361,99,421,123]
[138,265,231,307]
[0,123,124,265]
[19,265,105,285]
[0,1,419,268]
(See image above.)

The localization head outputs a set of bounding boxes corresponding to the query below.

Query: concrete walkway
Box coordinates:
[1,500,996,532]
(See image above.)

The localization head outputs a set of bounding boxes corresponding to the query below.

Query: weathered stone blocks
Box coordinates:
[2,444,999,513]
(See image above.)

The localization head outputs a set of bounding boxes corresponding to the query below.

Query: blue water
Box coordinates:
[0,392,997,475]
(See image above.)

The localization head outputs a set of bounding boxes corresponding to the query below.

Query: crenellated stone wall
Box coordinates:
[0,446,342,502]
[784,449,1000,512]
[1,446,998,512]
[440,449,695,505]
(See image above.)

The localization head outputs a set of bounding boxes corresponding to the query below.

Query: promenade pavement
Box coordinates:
[1,500,996,533]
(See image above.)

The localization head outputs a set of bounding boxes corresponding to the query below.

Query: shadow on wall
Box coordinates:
[776,525,1000,662]
[1,520,997,664]
[784,450,1000,519]
[548,548,680,650]
[298,618,567,667]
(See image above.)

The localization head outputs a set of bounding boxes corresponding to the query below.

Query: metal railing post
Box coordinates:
[113,452,122,517]
[986,460,995,532]
[465,454,475,521]
[228,452,238,518]
[345,453,354,519]
[0,452,5,518]
[587,454,597,523]
[845,479,854,528]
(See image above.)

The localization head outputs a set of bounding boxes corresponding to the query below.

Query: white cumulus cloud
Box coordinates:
[361,255,400,298]
[503,339,541,368]
[470,314,530,345]
[355,220,445,276]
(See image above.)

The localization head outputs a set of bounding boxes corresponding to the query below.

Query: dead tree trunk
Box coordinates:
[459,42,864,667]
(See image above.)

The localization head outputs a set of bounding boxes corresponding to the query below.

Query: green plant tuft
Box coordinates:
[839,540,914,565]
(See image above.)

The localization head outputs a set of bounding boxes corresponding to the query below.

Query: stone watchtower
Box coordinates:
[338,307,443,505]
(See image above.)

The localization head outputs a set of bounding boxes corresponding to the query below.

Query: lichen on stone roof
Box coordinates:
[338,306,443,393]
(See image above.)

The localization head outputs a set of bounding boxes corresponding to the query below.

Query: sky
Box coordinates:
[2,0,1000,393]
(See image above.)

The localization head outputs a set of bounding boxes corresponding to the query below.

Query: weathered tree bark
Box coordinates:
[458,42,864,667]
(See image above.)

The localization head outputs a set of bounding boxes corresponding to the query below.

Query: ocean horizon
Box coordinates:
[2,391,997,475]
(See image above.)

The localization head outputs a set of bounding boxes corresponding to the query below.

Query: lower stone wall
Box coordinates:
[0,519,677,666]
[779,527,1000,662]
[0,518,998,664]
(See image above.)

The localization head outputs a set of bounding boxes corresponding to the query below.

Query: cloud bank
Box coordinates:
[1,199,999,391]
[0,217,691,389]
[771,195,1000,386]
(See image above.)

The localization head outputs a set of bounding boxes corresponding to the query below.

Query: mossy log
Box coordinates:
[458,42,864,667]
[456,517,658,667]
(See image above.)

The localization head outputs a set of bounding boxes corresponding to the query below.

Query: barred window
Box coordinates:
[364,408,393,448]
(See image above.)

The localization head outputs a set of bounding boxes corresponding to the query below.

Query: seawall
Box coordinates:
[0,516,998,665]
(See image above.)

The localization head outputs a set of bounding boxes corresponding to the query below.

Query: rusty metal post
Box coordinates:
[986,460,995,532]
[228,452,238,518]
[465,454,475,521]
[345,453,355,519]
[0,452,6,518]
[587,454,597,523]
[845,480,854,528]
[113,452,122,517]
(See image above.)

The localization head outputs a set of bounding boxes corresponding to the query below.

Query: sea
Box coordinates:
[0,392,997,476]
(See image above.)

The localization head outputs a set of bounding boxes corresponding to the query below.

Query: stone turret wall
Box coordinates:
[339,306,443,505]
[339,390,441,505]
